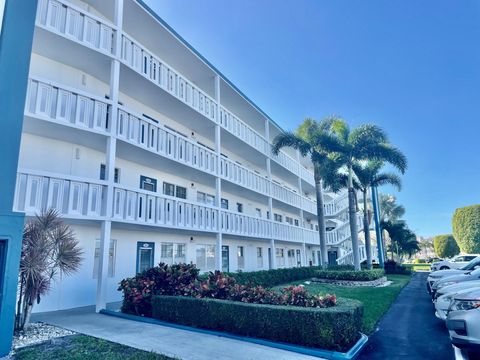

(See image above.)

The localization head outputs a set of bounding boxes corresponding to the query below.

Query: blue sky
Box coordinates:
[145,0,480,237]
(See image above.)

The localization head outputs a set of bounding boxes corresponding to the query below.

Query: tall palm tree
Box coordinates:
[352,161,402,269]
[382,220,419,260]
[272,118,339,267]
[324,119,407,270]
[379,193,406,222]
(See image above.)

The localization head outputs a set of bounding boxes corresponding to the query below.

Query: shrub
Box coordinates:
[226,266,322,287]
[315,269,385,281]
[152,296,362,352]
[452,205,480,253]
[325,264,355,271]
[433,234,460,258]
[119,264,336,317]
[384,260,411,275]
[412,258,427,264]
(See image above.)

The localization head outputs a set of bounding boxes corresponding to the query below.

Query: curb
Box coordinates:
[100,309,368,359]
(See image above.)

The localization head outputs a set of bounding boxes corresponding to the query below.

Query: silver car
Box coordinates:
[435,287,480,321]
[446,288,480,357]
[427,257,480,293]
[431,267,480,297]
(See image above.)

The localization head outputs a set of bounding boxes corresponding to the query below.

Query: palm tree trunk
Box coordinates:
[363,189,372,269]
[348,166,361,270]
[314,165,328,267]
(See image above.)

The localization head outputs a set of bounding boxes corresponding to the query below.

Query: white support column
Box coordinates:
[265,119,276,269]
[214,75,223,271]
[296,150,306,266]
[96,0,123,313]
[302,242,307,267]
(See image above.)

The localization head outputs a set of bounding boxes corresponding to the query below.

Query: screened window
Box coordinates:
[100,164,120,183]
[237,203,243,213]
[237,246,245,270]
[196,244,215,271]
[93,239,116,278]
[163,182,175,196]
[274,213,283,222]
[160,242,186,264]
[176,186,187,199]
[221,198,229,209]
[256,247,263,268]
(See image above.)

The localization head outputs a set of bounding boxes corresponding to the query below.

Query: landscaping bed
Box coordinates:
[151,295,362,352]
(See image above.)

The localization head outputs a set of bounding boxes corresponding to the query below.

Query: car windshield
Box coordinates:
[470,267,480,276]
[459,257,480,270]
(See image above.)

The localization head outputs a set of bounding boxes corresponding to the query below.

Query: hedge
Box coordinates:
[384,260,412,275]
[433,234,460,258]
[152,295,362,352]
[452,205,480,253]
[225,266,322,287]
[315,269,385,281]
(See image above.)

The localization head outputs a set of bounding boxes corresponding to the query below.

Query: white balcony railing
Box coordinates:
[271,182,302,208]
[219,157,269,195]
[36,0,116,55]
[120,33,217,122]
[26,77,110,133]
[112,186,218,232]
[221,211,270,238]
[14,171,106,218]
[116,106,217,175]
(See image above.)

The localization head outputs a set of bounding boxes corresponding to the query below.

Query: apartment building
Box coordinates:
[12,0,370,312]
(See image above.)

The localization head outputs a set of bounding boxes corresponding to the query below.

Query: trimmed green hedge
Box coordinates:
[452,205,480,253]
[315,269,385,281]
[433,234,460,258]
[225,266,322,287]
[152,295,362,352]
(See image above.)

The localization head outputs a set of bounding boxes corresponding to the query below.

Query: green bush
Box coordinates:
[325,265,355,271]
[152,295,362,352]
[384,260,412,275]
[433,234,460,258]
[452,205,480,253]
[226,266,322,287]
[315,269,385,281]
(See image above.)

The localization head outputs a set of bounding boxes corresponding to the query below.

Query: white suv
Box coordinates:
[431,255,479,271]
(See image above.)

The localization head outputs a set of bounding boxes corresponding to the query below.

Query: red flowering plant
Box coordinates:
[280,285,337,308]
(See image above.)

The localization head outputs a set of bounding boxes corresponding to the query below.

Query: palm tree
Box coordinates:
[379,193,405,222]
[324,119,407,270]
[382,220,419,260]
[15,209,83,330]
[272,118,339,267]
[352,161,401,269]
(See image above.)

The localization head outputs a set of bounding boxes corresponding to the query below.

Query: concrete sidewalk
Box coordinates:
[33,307,322,360]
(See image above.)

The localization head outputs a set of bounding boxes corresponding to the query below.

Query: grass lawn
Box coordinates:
[403,263,431,271]
[277,274,411,334]
[14,334,177,360]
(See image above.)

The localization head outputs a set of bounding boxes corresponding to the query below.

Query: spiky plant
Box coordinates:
[353,161,402,269]
[15,209,83,330]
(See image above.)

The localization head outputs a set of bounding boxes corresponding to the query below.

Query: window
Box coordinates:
[160,242,186,264]
[267,211,270,220]
[311,251,316,265]
[255,208,262,218]
[93,239,116,278]
[221,198,229,210]
[197,191,215,205]
[237,203,243,213]
[237,246,245,270]
[274,213,283,222]
[288,249,295,267]
[315,225,319,231]
[163,182,175,196]
[296,249,302,266]
[256,247,263,268]
[196,244,215,271]
[100,164,120,183]
[176,186,187,199]
[140,176,157,192]
[294,219,299,227]
[276,248,285,267]
[286,217,293,225]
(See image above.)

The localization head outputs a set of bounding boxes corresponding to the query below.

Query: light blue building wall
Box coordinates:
[0,0,37,356]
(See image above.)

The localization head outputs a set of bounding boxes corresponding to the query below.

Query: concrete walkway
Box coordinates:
[358,272,455,360]
[33,307,322,360]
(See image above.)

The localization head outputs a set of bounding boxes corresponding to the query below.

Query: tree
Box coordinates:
[452,205,480,253]
[433,234,460,258]
[382,220,420,260]
[325,119,407,270]
[353,161,401,269]
[15,209,83,330]
[272,118,339,267]
[379,194,405,222]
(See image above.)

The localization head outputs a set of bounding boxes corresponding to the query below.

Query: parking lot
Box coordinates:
[359,272,454,360]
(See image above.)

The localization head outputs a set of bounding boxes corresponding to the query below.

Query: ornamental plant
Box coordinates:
[452,205,480,253]
[118,263,336,317]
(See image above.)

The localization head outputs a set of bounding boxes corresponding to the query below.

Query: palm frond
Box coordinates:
[373,172,402,191]
[271,132,311,156]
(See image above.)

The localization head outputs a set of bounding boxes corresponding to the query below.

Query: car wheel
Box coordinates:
[440,266,449,270]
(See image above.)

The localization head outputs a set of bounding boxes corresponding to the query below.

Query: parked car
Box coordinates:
[427,256,480,293]
[432,267,480,298]
[427,257,443,264]
[431,255,479,272]
[434,283,480,321]
[446,288,480,358]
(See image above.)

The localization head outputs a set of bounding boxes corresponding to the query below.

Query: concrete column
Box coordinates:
[0,0,37,356]
[265,119,276,269]
[95,0,122,312]
[214,75,223,270]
